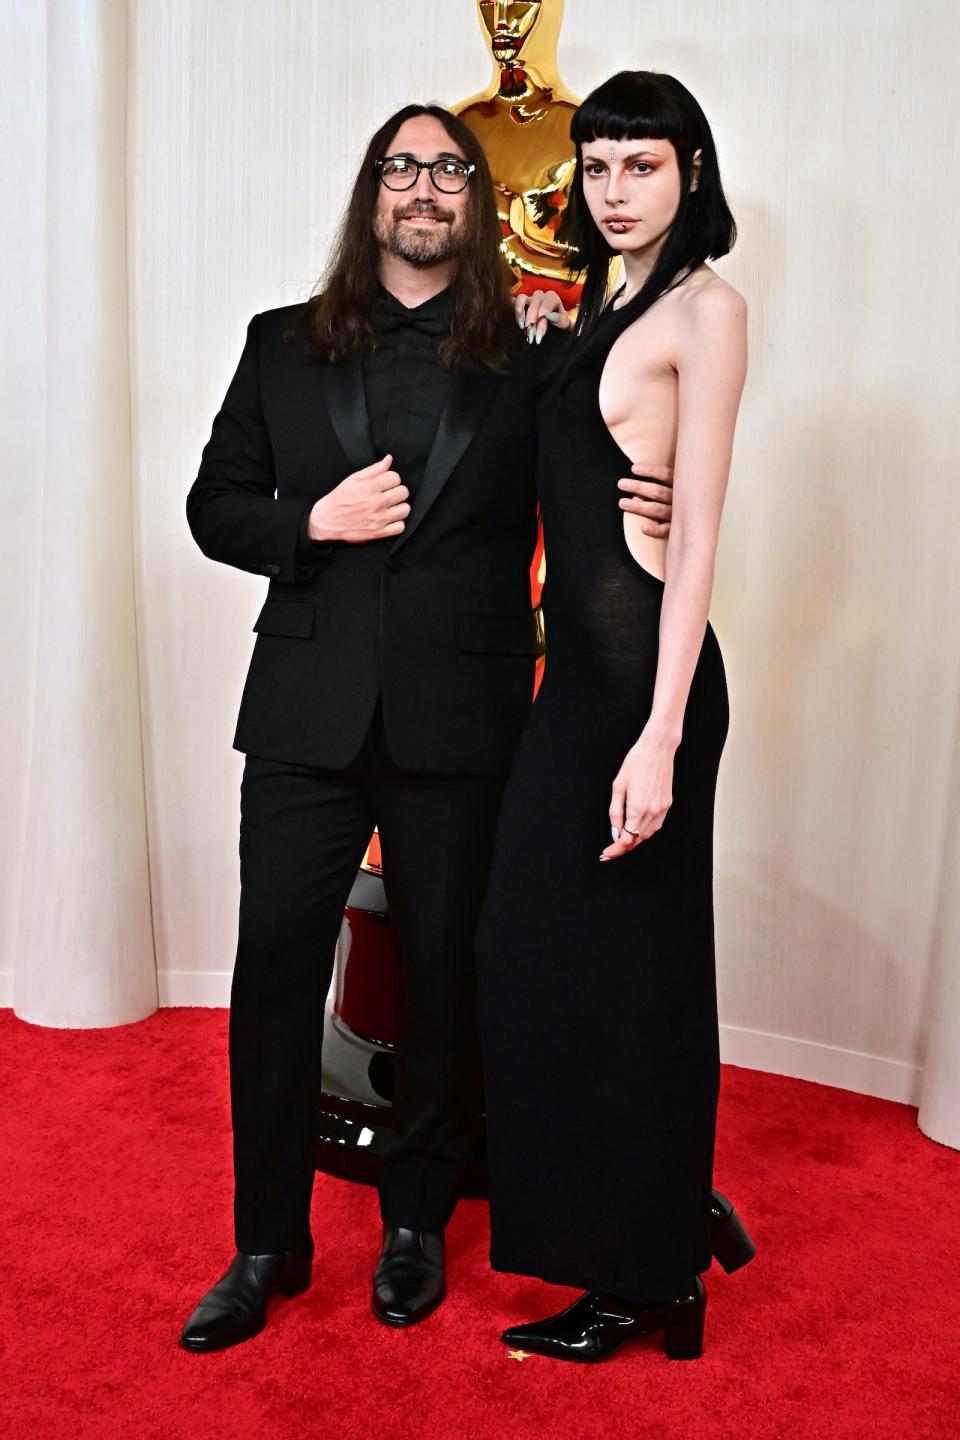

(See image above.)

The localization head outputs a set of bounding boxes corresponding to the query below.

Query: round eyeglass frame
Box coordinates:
[375,155,476,194]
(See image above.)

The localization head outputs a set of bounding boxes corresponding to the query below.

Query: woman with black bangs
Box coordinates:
[475,71,751,1364]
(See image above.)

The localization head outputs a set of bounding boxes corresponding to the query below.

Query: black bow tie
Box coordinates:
[373,292,450,339]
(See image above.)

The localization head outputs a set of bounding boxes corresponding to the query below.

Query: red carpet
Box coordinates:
[1,1007,958,1440]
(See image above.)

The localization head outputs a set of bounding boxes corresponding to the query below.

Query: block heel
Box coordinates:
[711,1189,757,1274]
[662,1276,707,1360]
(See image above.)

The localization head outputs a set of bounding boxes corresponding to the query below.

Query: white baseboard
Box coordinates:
[152,970,922,1108]
[718,1022,921,1106]
[0,970,12,1007]
[157,969,232,1007]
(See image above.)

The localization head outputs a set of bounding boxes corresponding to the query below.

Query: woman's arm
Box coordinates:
[603,281,748,860]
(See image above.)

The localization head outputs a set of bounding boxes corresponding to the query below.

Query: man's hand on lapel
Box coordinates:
[308,454,410,544]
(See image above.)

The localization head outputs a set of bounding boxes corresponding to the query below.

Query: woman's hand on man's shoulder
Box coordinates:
[513,289,574,345]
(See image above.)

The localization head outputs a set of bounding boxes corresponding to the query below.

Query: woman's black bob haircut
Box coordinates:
[554,70,736,381]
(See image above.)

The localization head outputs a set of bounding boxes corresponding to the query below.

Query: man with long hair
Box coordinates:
[179,103,672,1352]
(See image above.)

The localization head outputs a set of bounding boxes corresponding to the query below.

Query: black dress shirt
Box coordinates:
[297,283,454,558]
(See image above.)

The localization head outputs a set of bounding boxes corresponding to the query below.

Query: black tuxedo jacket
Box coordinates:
[187,303,554,775]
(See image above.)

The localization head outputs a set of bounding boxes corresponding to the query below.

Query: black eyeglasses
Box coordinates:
[375,155,476,194]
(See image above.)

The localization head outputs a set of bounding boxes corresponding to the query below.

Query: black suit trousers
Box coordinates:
[229,703,505,1253]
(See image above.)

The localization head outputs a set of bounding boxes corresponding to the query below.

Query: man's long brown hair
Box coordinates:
[289,104,517,373]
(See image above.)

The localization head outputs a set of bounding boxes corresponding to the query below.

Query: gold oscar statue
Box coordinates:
[454,0,582,304]
[453,1,585,647]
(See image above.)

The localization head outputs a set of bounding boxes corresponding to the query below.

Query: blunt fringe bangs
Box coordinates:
[555,70,737,383]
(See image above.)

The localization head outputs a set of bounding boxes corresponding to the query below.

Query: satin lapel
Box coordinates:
[316,356,376,474]
[389,367,503,555]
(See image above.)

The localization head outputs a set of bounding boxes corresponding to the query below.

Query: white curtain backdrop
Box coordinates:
[3,0,959,1143]
[919,711,960,1145]
[5,0,156,1028]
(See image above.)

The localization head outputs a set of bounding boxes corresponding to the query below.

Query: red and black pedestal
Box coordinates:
[315,835,489,1196]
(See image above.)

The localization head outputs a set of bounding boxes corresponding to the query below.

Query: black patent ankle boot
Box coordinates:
[502,1276,707,1363]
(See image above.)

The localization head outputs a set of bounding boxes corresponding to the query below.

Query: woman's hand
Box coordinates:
[514,289,573,343]
[600,727,680,861]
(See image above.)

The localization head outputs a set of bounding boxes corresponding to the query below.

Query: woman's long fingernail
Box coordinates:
[611,826,620,840]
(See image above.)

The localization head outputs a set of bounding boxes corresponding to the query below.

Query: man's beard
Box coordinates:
[375,202,465,266]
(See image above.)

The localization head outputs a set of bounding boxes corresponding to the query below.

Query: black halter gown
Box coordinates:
[474,305,730,1303]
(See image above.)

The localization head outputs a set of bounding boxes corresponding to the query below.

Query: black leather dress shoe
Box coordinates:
[179,1243,313,1352]
[371,1225,445,1327]
[502,1276,706,1363]
[710,1190,756,1273]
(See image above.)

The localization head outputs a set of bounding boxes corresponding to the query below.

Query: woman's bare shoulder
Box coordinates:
[676,265,747,324]
[668,266,748,393]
